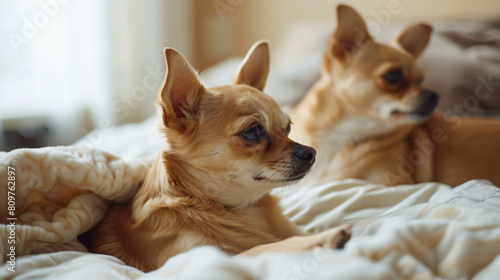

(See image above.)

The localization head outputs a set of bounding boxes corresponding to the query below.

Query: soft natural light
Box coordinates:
[0,0,192,148]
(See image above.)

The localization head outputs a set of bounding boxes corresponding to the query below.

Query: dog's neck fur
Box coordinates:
[131,146,267,223]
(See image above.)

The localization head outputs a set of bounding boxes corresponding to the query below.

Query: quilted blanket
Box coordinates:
[1,146,500,279]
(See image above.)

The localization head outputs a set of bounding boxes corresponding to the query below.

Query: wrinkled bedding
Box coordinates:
[1,151,499,280]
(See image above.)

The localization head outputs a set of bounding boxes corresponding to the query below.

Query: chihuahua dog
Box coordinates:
[291,5,500,187]
[84,41,351,272]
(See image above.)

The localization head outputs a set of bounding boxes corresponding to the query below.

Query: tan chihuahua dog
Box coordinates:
[292,5,500,187]
[84,42,351,272]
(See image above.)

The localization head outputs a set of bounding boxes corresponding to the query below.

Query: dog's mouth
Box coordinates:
[391,93,439,119]
[252,150,315,184]
[252,171,308,183]
[390,106,436,118]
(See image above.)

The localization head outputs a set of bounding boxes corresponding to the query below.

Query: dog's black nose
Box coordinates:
[293,145,316,164]
[422,90,439,106]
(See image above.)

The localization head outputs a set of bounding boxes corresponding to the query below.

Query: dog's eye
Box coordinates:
[286,122,291,135]
[383,69,404,85]
[241,124,262,142]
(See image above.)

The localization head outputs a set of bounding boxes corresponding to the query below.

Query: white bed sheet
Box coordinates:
[1,178,499,279]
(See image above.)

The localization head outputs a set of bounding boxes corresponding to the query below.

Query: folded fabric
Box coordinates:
[0,146,150,262]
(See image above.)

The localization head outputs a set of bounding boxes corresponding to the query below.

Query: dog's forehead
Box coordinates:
[208,85,288,126]
[363,44,423,78]
[356,44,397,64]
[237,89,288,125]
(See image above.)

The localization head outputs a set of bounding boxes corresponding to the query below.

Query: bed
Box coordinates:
[1,20,500,279]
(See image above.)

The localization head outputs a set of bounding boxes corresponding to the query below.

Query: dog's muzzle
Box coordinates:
[290,144,316,177]
[422,90,439,107]
[412,89,440,117]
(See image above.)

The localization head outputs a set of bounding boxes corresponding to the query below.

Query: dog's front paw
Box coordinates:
[317,224,352,249]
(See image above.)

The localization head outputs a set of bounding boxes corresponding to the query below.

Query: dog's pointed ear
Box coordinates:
[158,48,205,129]
[394,23,432,58]
[332,5,372,59]
[233,40,270,91]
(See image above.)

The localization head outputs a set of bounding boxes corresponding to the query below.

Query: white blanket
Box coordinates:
[0,147,150,262]
[1,146,499,279]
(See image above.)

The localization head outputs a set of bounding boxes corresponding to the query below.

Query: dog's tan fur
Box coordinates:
[84,42,351,272]
[291,5,500,187]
